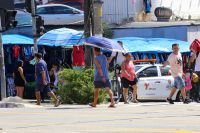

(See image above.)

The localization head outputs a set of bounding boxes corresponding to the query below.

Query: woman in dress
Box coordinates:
[13,60,27,98]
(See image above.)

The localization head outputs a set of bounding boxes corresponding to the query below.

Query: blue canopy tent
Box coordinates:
[37,28,84,47]
[114,37,190,53]
[2,34,33,45]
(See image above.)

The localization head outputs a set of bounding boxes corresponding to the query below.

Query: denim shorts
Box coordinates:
[173,76,185,90]
[94,80,111,89]
[35,83,52,93]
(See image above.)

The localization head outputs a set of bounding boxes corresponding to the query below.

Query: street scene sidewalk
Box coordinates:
[1,0,200,133]
[0,102,200,133]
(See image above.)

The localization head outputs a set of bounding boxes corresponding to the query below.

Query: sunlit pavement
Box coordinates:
[0,102,200,133]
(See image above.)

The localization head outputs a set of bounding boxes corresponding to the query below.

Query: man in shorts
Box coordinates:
[35,53,61,107]
[163,44,190,104]
[90,47,115,108]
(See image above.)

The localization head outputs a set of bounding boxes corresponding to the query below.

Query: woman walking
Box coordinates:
[121,53,139,104]
[13,60,27,98]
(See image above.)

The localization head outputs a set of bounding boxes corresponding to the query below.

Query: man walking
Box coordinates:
[163,44,190,104]
[35,53,60,107]
[90,47,115,108]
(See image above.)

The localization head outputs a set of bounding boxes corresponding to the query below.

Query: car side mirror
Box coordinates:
[72,10,80,14]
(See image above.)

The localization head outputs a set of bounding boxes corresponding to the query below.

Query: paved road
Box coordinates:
[0,102,200,133]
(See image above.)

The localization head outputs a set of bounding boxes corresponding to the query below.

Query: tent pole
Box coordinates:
[0,16,6,99]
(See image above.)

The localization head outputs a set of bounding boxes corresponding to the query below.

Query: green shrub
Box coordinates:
[103,22,113,38]
[57,68,107,104]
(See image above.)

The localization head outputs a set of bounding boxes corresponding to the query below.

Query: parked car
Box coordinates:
[3,10,33,36]
[112,62,183,102]
[135,64,181,101]
[47,0,84,10]
[14,1,40,10]
[36,4,84,26]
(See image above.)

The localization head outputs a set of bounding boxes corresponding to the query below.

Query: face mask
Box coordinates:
[30,58,36,65]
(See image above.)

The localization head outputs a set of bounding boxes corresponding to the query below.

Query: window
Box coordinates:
[37,7,54,14]
[16,11,32,26]
[139,66,158,77]
[53,6,74,14]
[135,66,143,72]
[64,2,81,10]
[160,66,171,76]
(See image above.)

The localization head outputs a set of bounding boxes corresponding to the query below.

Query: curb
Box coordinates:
[0,102,25,108]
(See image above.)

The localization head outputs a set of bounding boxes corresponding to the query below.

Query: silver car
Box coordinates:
[37,4,84,25]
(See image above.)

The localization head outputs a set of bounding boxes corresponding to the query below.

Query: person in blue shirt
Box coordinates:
[89,47,115,108]
[35,53,61,107]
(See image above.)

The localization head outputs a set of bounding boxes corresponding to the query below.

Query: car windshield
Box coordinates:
[15,11,32,26]
[135,65,143,72]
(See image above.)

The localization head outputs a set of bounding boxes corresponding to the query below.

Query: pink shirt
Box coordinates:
[167,52,183,77]
[121,61,136,81]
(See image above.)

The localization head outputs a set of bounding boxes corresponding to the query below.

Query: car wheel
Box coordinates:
[176,91,183,102]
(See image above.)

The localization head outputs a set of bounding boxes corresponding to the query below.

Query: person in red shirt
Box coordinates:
[121,53,139,104]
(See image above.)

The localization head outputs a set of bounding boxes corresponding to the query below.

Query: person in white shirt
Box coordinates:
[163,44,190,104]
[108,41,125,74]
[190,50,200,102]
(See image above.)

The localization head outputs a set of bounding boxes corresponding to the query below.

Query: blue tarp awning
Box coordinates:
[2,34,33,45]
[114,37,190,53]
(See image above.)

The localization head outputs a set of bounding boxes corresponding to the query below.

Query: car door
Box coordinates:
[52,6,83,25]
[137,66,162,100]
[159,66,174,99]
[37,6,58,25]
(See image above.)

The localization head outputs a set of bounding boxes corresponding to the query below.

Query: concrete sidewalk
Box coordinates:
[0,102,200,133]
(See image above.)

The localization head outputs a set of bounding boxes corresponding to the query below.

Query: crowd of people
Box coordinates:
[12,40,200,107]
[90,41,200,107]
[13,53,61,107]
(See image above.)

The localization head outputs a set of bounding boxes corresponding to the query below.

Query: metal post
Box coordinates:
[31,0,38,53]
[84,0,92,67]
[0,16,6,99]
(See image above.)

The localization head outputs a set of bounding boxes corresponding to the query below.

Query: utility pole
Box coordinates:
[93,0,103,36]
[84,0,92,67]
[0,0,16,99]
[0,16,6,99]
[31,0,38,53]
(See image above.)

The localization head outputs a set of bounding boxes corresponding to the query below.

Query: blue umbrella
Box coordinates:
[85,36,125,52]
[37,28,84,47]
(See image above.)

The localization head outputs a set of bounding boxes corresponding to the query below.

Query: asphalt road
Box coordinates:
[0,102,200,133]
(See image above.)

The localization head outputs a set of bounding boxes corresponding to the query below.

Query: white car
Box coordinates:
[112,63,182,102]
[36,4,84,25]
[136,64,180,101]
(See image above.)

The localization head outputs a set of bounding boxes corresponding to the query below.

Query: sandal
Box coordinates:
[132,99,139,103]
[89,103,96,108]
[108,104,116,108]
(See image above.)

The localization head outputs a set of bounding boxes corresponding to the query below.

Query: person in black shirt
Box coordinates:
[13,60,27,98]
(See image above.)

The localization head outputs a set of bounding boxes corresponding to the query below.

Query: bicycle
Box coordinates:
[111,64,133,104]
